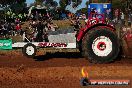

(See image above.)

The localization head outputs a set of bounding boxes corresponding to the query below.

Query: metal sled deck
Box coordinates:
[12,42,76,48]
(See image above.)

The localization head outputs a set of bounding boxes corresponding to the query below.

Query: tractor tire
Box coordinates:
[22,43,37,58]
[82,27,120,63]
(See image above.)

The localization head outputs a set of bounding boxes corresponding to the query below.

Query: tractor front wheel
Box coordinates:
[82,27,120,63]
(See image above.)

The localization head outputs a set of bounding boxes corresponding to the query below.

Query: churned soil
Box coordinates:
[0,48,132,88]
[0,37,131,88]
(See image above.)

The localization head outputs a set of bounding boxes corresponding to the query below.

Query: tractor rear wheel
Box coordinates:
[82,27,120,63]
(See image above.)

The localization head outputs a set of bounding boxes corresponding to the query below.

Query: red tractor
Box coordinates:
[19,13,120,64]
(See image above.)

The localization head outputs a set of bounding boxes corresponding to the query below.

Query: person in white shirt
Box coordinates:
[120,12,125,26]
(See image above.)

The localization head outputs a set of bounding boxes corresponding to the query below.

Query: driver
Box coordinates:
[90,8,97,18]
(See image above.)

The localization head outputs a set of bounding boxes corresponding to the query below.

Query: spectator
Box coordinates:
[30,29,38,42]
[29,19,33,30]
[55,10,60,20]
[35,11,39,21]
[68,12,71,19]
[15,23,22,35]
[15,18,20,24]
[105,8,111,20]
[82,14,86,20]
[76,12,80,18]
[114,9,120,23]
[7,22,13,36]
[32,21,37,29]
[130,12,132,28]
[36,21,44,42]
[120,12,125,26]
[0,22,2,35]
[45,21,58,32]
[61,13,67,20]
[128,12,131,27]
[1,22,8,38]
[71,16,81,31]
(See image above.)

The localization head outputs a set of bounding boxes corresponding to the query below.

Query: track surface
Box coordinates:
[0,51,132,88]
[0,20,132,88]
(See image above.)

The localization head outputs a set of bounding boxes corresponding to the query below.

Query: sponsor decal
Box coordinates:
[0,39,12,49]
[80,67,130,86]
[38,42,67,47]
[90,80,130,85]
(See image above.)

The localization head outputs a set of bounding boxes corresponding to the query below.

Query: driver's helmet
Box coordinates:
[91,8,96,11]
[93,8,96,10]
[91,8,94,11]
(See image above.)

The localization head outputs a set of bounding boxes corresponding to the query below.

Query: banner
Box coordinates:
[88,3,112,19]
[0,39,12,50]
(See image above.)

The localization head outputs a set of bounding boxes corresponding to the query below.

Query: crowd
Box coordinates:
[0,7,132,42]
[0,20,23,38]
[113,9,132,27]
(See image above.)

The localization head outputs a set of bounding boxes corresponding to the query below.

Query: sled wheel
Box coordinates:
[22,43,37,58]
[82,27,120,63]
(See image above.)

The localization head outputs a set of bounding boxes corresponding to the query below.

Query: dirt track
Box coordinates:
[0,50,132,88]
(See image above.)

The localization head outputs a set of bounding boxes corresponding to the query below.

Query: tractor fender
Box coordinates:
[77,23,116,42]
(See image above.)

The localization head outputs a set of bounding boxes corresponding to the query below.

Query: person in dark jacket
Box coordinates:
[36,21,44,42]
